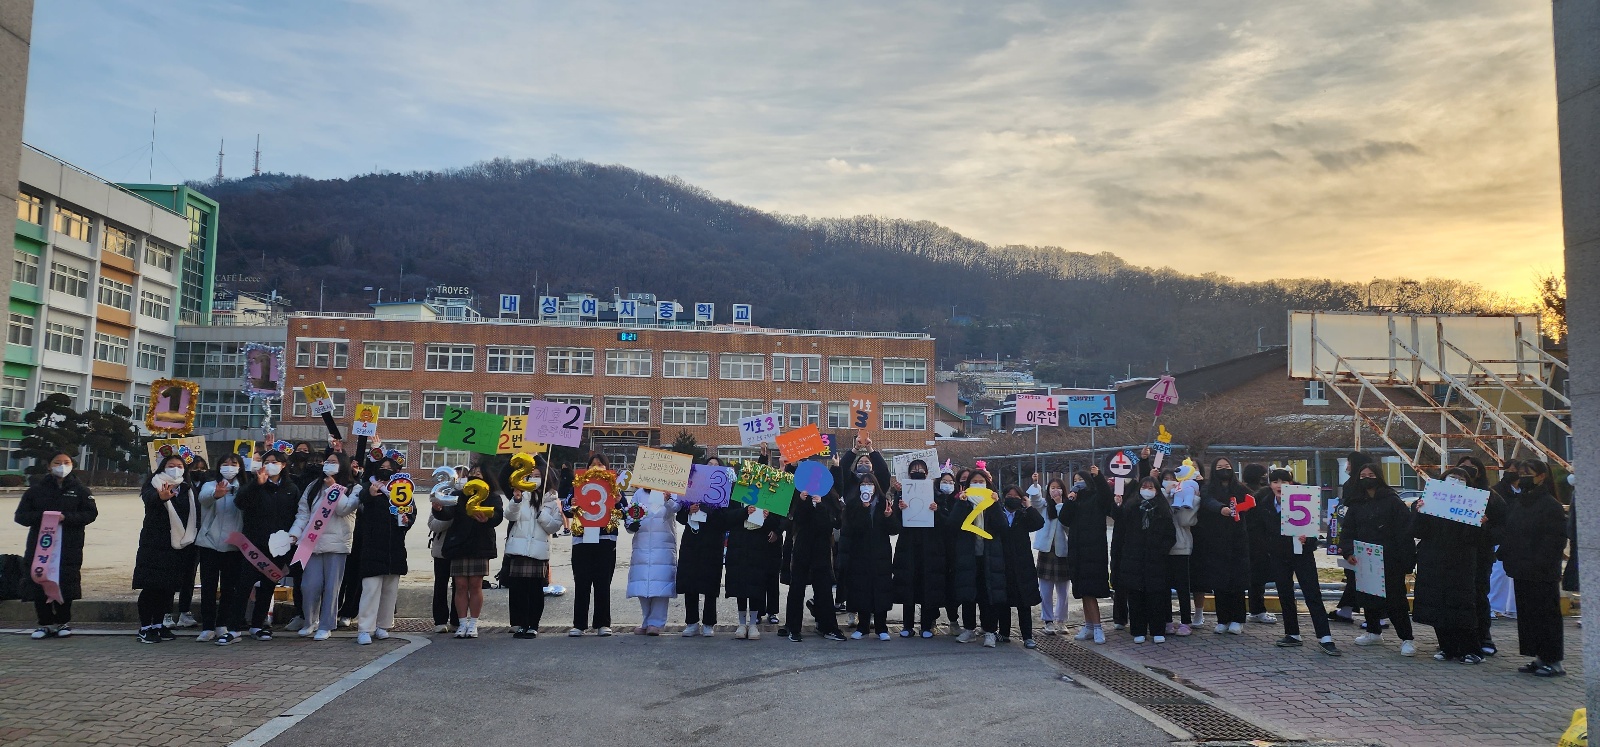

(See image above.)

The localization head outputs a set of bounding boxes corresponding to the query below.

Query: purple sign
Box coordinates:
[685,464,733,509]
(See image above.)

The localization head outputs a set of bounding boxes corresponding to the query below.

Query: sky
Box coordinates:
[22,0,1563,298]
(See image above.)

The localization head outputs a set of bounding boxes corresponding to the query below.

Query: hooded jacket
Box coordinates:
[289,480,361,555]
[14,473,97,601]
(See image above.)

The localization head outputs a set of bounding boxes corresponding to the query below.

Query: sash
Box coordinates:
[30,511,64,604]
[292,484,344,569]
[229,531,286,582]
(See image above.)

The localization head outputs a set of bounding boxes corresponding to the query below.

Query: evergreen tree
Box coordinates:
[82,404,144,472]
[19,394,86,475]
[669,430,705,461]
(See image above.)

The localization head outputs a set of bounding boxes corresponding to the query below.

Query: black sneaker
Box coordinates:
[136,629,160,644]
[821,631,846,641]
[1328,609,1355,624]
[788,632,803,642]
[1459,654,1484,665]
[1517,660,1541,674]
[1480,641,1498,657]
[1275,636,1304,647]
[215,632,239,646]
[996,634,1011,643]
[1533,663,1566,677]
[157,627,177,642]
[776,627,789,637]
[251,628,274,641]
[1319,641,1342,656]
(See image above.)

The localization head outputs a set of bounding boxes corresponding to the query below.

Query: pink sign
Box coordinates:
[292,485,343,569]
[30,511,63,604]
[525,400,589,448]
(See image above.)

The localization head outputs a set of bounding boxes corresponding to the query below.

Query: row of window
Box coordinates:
[16,195,178,272]
[12,251,176,320]
[288,389,929,430]
[301,340,928,384]
[1,377,151,418]
[5,310,169,369]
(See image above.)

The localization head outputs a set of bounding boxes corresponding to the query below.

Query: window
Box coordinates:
[1,376,28,421]
[773,354,822,383]
[89,388,123,413]
[12,250,38,286]
[97,277,134,311]
[827,402,851,429]
[53,205,91,242]
[605,349,652,377]
[102,225,136,259]
[16,193,42,225]
[661,398,709,426]
[0,439,22,471]
[175,341,244,379]
[425,344,475,372]
[423,392,473,420]
[487,346,537,374]
[484,393,534,416]
[829,356,873,384]
[49,263,89,298]
[663,352,710,379]
[181,205,210,324]
[882,404,927,431]
[546,347,594,375]
[776,401,820,428]
[1304,380,1329,405]
[544,394,592,409]
[604,396,651,425]
[718,399,766,426]
[138,290,171,321]
[137,342,168,371]
[716,447,762,462]
[93,332,129,365]
[295,340,349,368]
[883,359,928,385]
[144,239,175,271]
[719,353,764,380]
[291,387,346,417]
[363,342,414,370]
[198,390,264,429]
[40,381,78,407]
[361,390,411,419]
[132,393,149,424]
[419,441,472,471]
[43,321,84,356]
[7,312,34,347]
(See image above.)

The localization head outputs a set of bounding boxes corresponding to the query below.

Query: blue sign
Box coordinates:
[694,303,714,323]
[619,300,638,318]
[657,302,676,321]
[732,304,751,323]
[1066,394,1117,428]
[500,294,520,315]
[579,297,598,317]
[539,296,558,316]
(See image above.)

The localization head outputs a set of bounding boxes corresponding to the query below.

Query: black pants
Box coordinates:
[684,593,717,626]
[1475,545,1495,645]
[991,605,1034,639]
[761,550,783,616]
[1112,586,1128,626]
[960,602,979,631]
[197,547,243,630]
[902,602,937,631]
[1168,556,1193,624]
[1514,577,1563,663]
[227,565,278,630]
[336,552,362,619]
[1274,551,1330,639]
[1214,590,1247,625]
[172,545,198,616]
[1437,626,1480,658]
[1336,569,1360,611]
[34,600,71,626]
[1364,584,1414,640]
[432,556,458,626]
[288,564,304,619]
[786,580,840,635]
[1126,587,1170,637]
[1248,580,1269,616]
[138,587,175,627]
[855,609,888,634]
[571,542,616,630]
[506,577,546,630]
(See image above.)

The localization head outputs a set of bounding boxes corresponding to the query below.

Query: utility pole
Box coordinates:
[253,135,261,177]
[215,139,224,182]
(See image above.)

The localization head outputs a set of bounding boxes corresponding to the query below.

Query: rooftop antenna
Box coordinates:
[215,139,225,183]
[148,110,156,181]
[253,134,260,177]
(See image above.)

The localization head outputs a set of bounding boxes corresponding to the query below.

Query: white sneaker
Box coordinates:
[1133,636,1147,644]
[313,630,332,641]
[1354,632,1384,646]
[982,632,997,648]
[195,630,217,643]
[1215,624,1228,634]
[1195,611,1206,626]
[374,629,389,640]
[850,630,864,640]
[176,612,198,628]
[1074,626,1092,641]
[29,628,46,639]
[337,617,355,629]
[1227,623,1244,635]
[466,619,479,639]
[54,626,71,638]
[298,626,315,637]
[735,624,749,640]
[285,616,306,632]
[748,626,761,641]
[1092,626,1106,645]
[567,628,584,637]
[700,624,715,637]
[1153,635,1166,643]
[1042,622,1057,635]
[357,632,372,645]
[1248,612,1278,624]
[163,613,177,628]
[597,627,613,637]
[682,623,701,637]
[877,632,890,641]
[433,624,451,634]
[958,629,976,644]
[1399,640,1417,657]
[1112,623,1125,631]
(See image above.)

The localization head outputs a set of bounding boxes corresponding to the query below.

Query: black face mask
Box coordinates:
[373,468,394,481]
[909,471,927,481]
[1003,496,1022,511]
[855,464,871,475]
[1518,476,1536,490]
[1215,468,1234,481]
[1360,476,1378,488]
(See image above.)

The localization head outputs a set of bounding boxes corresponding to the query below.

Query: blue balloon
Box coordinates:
[794,461,835,496]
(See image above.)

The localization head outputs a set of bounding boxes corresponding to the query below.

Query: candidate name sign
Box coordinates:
[1015,394,1058,427]
[1418,478,1491,526]
[1066,395,1117,428]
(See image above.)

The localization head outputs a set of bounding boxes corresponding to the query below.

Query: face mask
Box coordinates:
[1072,481,1085,492]
[969,482,987,492]
[859,485,874,496]
[1003,496,1022,511]
[1049,488,1063,499]
[51,464,71,478]
[323,463,340,475]
[909,471,927,480]
[165,467,185,481]
[1446,477,1466,486]
[1518,476,1536,490]
[1140,489,1157,500]
[1163,481,1179,493]
[529,476,542,488]
[855,463,871,475]
[939,483,955,494]
[264,463,284,477]
[374,468,395,482]
[244,459,258,472]
[219,466,239,479]
[1360,477,1378,488]
[1215,468,1234,481]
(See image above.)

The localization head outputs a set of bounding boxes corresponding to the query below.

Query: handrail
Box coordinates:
[287,312,933,340]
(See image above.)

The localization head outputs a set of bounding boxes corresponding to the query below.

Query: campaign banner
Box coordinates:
[630,447,693,494]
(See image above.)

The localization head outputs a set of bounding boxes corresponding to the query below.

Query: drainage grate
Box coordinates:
[1034,637,1288,743]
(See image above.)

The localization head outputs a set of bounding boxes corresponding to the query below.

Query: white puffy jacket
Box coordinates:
[1032,500,1069,557]
[625,489,680,599]
[289,480,360,554]
[504,490,565,560]
[196,478,244,552]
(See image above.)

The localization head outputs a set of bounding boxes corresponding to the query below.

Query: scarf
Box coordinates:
[161,481,198,550]
[1139,497,1156,530]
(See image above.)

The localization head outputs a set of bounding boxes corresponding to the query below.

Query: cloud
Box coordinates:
[21,0,1561,296]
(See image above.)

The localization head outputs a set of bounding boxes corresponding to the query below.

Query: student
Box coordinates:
[1458,455,1508,656]
[288,452,359,640]
[226,451,300,643]
[784,485,846,642]
[1498,460,1568,676]
[625,487,680,636]
[565,454,628,637]
[14,453,97,639]
[1241,463,1278,625]
[1164,467,1200,636]
[1330,451,1374,625]
[502,460,563,639]
[426,466,461,634]
[1198,458,1254,634]
[442,465,505,639]
[194,455,246,643]
[1061,467,1115,644]
[839,472,900,640]
[353,457,415,645]
[725,496,781,640]
[942,468,971,630]
[1118,477,1175,644]
[892,460,949,638]
[1034,478,1071,635]
[677,492,726,638]
[986,486,1045,648]
[167,456,212,630]
[133,455,200,644]
[1412,467,1488,663]
[1342,463,1418,656]
[1257,470,1339,655]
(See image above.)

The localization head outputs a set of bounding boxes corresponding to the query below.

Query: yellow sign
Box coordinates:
[1157,424,1173,444]
[231,439,256,459]
[302,382,335,416]
[352,403,380,437]
[960,487,995,539]
[497,415,545,454]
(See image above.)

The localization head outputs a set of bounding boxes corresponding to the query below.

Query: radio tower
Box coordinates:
[215,139,225,182]
[253,135,261,177]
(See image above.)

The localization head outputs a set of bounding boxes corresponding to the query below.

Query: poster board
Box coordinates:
[302,381,335,417]
[1418,478,1490,526]
[438,407,502,455]
[630,447,693,494]
[241,343,285,399]
[146,378,199,434]
[351,404,380,437]
[685,464,735,508]
[147,436,209,472]
[525,400,588,448]
[738,412,782,447]
[1015,394,1059,427]
[891,448,939,480]
[1280,486,1320,537]
[848,392,874,431]
[1353,540,1386,597]
[899,478,936,528]
[732,461,795,516]
[775,424,825,463]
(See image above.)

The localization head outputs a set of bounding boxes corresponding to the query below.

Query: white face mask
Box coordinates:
[264,463,284,477]
[939,482,955,494]
[1139,489,1157,500]
[969,483,986,492]
[51,464,71,478]
[1163,481,1179,493]
[1446,476,1466,486]
[529,476,542,488]
[219,465,239,479]
[323,462,340,475]
[244,459,258,472]
[164,467,185,481]
[859,485,874,501]
[1049,488,1063,499]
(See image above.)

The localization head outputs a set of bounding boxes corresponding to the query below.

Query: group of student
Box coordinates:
[10,440,1577,677]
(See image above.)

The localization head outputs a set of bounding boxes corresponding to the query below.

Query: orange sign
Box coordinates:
[776,424,826,463]
[849,392,874,431]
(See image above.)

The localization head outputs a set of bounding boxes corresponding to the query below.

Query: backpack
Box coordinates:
[0,554,26,601]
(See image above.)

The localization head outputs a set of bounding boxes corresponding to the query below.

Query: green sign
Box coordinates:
[438,408,503,455]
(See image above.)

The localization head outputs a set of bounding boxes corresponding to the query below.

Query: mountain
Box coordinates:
[201,157,1521,385]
